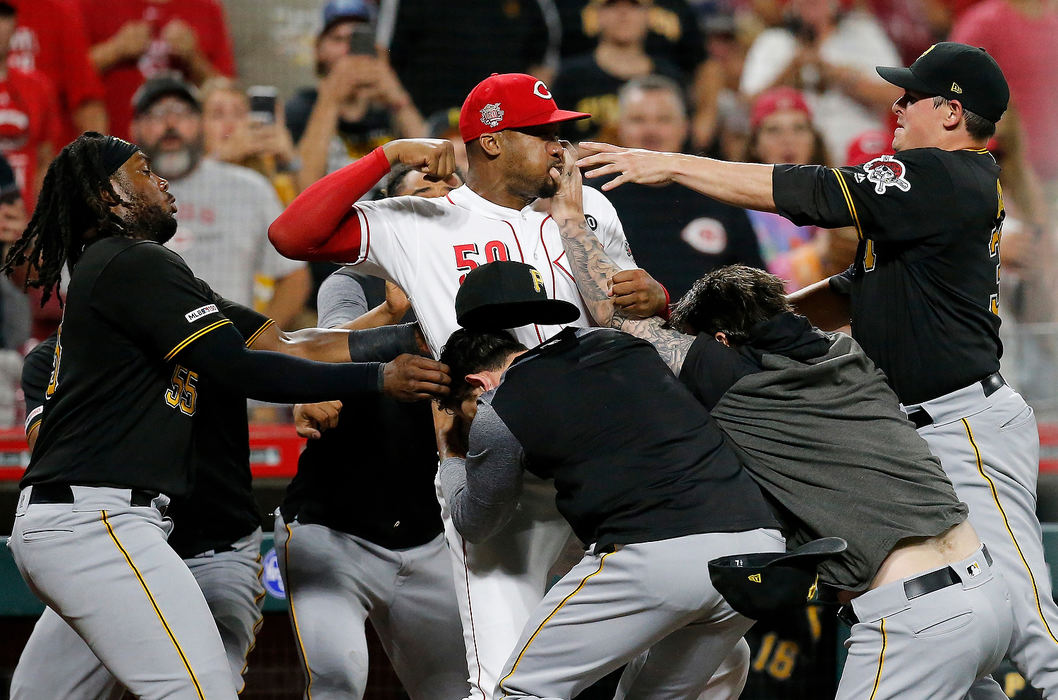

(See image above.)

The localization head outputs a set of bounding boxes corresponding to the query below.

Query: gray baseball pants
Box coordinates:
[493,528,785,700]
[9,528,266,698]
[8,486,237,700]
[836,546,1012,699]
[904,382,1058,698]
[274,512,469,700]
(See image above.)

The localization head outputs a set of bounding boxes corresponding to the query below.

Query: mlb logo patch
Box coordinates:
[966,560,981,578]
[185,304,219,323]
[480,103,504,128]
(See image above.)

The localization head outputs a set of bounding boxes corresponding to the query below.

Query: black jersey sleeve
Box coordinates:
[89,242,233,361]
[773,149,958,243]
[210,291,274,347]
[21,334,57,435]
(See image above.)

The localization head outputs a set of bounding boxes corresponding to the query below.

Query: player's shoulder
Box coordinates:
[23,335,57,379]
[358,191,452,218]
[581,184,619,216]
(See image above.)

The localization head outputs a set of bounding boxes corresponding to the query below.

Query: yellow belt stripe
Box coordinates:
[498,551,613,699]
[101,510,205,699]
[962,419,1058,645]
[243,319,275,348]
[868,617,887,700]
[163,319,233,361]
[831,169,864,240]
[283,523,316,698]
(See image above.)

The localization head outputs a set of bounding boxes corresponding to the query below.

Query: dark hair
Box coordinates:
[932,96,996,140]
[0,133,131,304]
[380,164,418,198]
[669,265,791,342]
[437,328,526,413]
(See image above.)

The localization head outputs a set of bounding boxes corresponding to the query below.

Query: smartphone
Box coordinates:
[247,86,278,125]
[348,25,377,56]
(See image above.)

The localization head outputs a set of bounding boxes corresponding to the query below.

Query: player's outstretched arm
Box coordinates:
[551,146,695,374]
[251,321,427,364]
[787,278,852,331]
[576,142,778,212]
[268,139,455,262]
[179,322,449,403]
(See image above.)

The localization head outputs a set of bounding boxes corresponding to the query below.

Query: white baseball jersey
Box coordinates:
[167,159,305,308]
[345,184,638,354]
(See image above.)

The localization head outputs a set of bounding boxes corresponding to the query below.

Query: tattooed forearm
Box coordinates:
[615,316,694,375]
[554,213,621,326]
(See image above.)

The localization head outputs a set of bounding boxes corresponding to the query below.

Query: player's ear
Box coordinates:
[944,99,964,130]
[465,372,494,392]
[479,133,503,158]
[714,331,730,347]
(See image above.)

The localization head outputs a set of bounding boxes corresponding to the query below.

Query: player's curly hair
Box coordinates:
[437,328,526,414]
[0,132,132,305]
[670,265,791,344]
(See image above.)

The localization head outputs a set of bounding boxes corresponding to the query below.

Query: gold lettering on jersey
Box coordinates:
[863,239,877,272]
[165,365,199,416]
[990,180,1003,315]
[45,332,62,398]
[530,269,544,293]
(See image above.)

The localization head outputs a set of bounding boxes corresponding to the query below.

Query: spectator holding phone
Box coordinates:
[285,0,425,191]
[202,78,301,204]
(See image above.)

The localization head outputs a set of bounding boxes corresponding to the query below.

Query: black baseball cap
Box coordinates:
[132,73,202,116]
[455,261,580,330]
[876,42,1008,123]
[709,537,847,620]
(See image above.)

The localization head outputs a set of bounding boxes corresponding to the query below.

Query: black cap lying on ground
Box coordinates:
[709,537,848,620]
[455,261,580,330]
[876,42,1009,123]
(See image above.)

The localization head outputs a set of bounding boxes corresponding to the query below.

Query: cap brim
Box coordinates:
[507,109,591,131]
[457,299,581,330]
[876,66,936,95]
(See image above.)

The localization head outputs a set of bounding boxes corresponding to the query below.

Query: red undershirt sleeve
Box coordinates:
[268,146,391,262]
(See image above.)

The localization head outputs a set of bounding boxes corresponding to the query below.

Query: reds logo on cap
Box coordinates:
[480,103,504,128]
[863,155,911,195]
[459,73,590,143]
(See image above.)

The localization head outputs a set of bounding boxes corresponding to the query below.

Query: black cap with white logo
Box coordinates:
[876,42,1009,123]
[455,261,580,330]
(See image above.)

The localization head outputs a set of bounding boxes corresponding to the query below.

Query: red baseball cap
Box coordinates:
[845,128,894,166]
[459,73,590,143]
[750,87,812,129]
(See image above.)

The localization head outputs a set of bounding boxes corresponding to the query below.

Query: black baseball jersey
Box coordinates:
[21,335,54,438]
[597,179,765,299]
[488,328,779,550]
[164,286,271,558]
[23,237,234,497]
[281,270,442,550]
[773,148,1004,404]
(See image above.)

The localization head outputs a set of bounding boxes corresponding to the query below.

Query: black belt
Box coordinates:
[838,546,992,627]
[28,484,160,509]
[905,372,1006,429]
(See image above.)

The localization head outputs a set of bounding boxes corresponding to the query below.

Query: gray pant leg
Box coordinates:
[275,514,373,700]
[618,638,749,700]
[185,528,266,693]
[10,491,236,700]
[370,534,470,700]
[836,548,1012,700]
[966,675,1012,700]
[920,388,1058,697]
[496,529,784,700]
[9,606,120,700]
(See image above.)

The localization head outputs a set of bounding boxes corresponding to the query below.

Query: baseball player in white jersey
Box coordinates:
[270,73,751,700]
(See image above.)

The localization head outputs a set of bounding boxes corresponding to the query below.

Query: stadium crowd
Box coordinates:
[0,0,1057,698]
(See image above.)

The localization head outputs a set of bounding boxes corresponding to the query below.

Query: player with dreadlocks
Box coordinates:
[3,132,450,699]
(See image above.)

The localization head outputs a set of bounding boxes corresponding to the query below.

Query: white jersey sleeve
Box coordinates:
[345,196,440,284]
[583,186,637,270]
